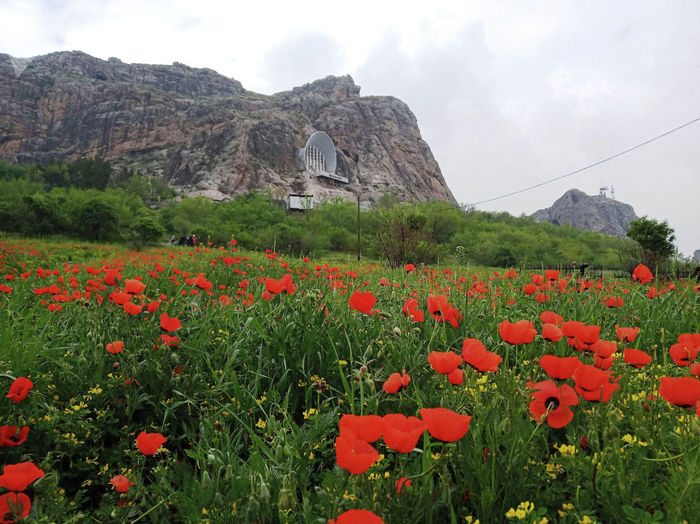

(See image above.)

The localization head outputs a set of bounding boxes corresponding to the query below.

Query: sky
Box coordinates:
[1,0,699,256]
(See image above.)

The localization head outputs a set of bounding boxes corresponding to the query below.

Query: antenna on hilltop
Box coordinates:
[599,181,608,198]
[610,185,615,200]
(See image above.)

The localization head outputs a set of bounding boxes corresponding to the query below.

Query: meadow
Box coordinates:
[0,236,698,523]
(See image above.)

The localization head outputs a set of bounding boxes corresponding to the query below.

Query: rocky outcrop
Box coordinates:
[532,189,638,237]
[0,51,456,204]
[693,250,700,263]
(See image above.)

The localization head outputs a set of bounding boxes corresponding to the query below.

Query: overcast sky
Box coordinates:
[1,0,699,256]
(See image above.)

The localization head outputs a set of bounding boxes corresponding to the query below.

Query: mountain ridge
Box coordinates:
[532,188,638,237]
[0,51,456,204]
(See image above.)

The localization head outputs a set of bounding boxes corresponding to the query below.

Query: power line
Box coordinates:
[468,115,700,206]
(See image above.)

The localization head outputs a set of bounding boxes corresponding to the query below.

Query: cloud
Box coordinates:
[259,33,345,93]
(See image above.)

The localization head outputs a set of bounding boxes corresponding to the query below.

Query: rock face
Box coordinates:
[0,51,456,204]
[532,189,638,237]
[693,250,700,263]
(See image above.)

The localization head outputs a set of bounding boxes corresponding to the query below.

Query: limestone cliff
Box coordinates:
[0,51,456,204]
[532,189,638,237]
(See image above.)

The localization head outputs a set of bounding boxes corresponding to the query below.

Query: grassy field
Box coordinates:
[0,236,698,523]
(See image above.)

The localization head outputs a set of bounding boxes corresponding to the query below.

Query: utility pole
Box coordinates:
[357,191,361,261]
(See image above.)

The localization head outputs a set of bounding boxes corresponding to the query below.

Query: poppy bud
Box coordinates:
[207,452,216,464]
[171,352,179,363]
[692,418,700,437]
[259,479,270,503]
[202,471,211,490]
[214,493,224,507]
[278,488,293,511]
[498,417,511,435]
[274,443,284,463]
[224,464,234,480]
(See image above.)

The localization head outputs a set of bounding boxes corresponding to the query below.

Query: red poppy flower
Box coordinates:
[124,279,146,294]
[647,286,659,299]
[419,407,472,442]
[395,476,412,494]
[348,291,377,315]
[103,269,121,286]
[572,364,608,394]
[159,334,180,348]
[329,508,385,524]
[545,269,559,281]
[0,426,29,447]
[573,366,619,402]
[5,377,32,403]
[594,355,615,370]
[539,355,581,380]
[577,324,601,347]
[658,376,700,407]
[604,296,623,308]
[383,370,411,394]
[402,298,425,322]
[110,291,132,305]
[339,414,383,443]
[561,320,584,342]
[541,323,563,342]
[335,434,380,474]
[136,431,167,455]
[498,320,536,345]
[632,264,653,284]
[523,283,538,295]
[427,295,462,328]
[448,368,464,385]
[669,343,699,366]
[616,326,639,343]
[123,302,143,315]
[428,351,463,375]
[110,475,134,493]
[263,274,295,299]
[593,340,618,359]
[624,348,652,368]
[0,461,45,491]
[404,264,415,273]
[195,274,213,290]
[382,414,427,453]
[678,333,700,350]
[0,492,31,521]
[528,380,579,428]
[461,338,502,373]
[146,300,161,313]
[106,341,124,354]
[160,312,182,332]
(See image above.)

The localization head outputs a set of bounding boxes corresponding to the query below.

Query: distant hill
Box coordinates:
[0,51,456,205]
[532,189,638,237]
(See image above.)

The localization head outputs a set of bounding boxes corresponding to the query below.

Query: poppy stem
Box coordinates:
[131,498,166,522]
[405,462,439,480]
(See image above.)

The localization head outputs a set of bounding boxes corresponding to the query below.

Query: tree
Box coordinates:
[371,203,436,268]
[626,216,676,270]
[129,213,166,250]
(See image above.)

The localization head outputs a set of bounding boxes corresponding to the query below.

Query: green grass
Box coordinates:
[0,236,698,523]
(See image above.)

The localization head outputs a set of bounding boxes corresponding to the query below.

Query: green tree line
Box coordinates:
[1,159,635,267]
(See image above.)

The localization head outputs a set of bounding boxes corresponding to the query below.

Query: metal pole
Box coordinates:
[357,192,361,261]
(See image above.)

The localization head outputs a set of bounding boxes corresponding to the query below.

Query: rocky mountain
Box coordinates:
[0,51,456,204]
[694,250,700,263]
[532,189,638,237]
